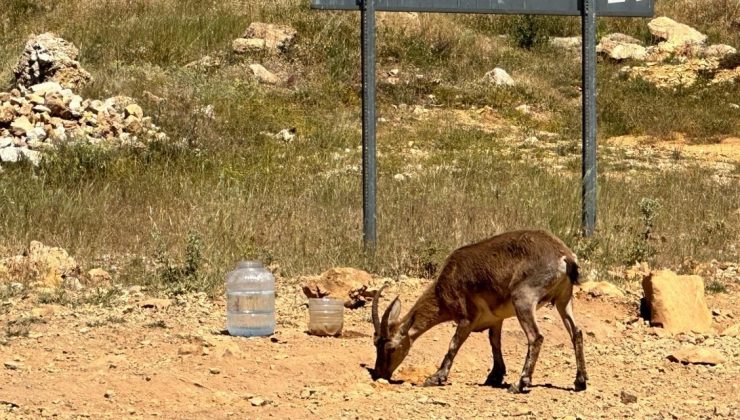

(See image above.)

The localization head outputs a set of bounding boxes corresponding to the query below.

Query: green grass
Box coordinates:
[0,1,738,295]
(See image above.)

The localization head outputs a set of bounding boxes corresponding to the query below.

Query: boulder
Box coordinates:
[88,268,111,285]
[702,44,737,60]
[28,241,80,287]
[642,270,712,333]
[249,64,279,85]
[483,68,515,87]
[13,33,92,90]
[0,104,16,125]
[597,33,647,61]
[648,17,707,51]
[579,281,625,298]
[667,346,726,365]
[550,37,581,50]
[720,323,739,337]
[242,22,297,53]
[232,38,266,54]
[0,147,22,163]
[301,267,375,309]
[10,116,34,136]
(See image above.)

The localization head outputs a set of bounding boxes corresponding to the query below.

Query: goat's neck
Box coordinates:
[403,285,450,343]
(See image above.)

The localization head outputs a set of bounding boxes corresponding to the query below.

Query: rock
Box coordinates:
[641,270,713,333]
[4,361,23,370]
[232,38,266,54]
[30,82,63,96]
[104,390,115,399]
[702,44,737,60]
[0,104,15,125]
[720,323,739,337]
[483,68,515,87]
[515,104,532,114]
[550,36,581,50]
[579,281,625,298]
[10,116,34,136]
[249,396,267,406]
[124,104,143,119]
[249,64,279,85]
[597,33,647,61]
[0,148,22,163]
[648,17,707,51]
[301,267,375,309]
[139,298,172,310]
[18,148,42,166]
[14,32,92,90]
[0,138,12,148]
[178,344,200,355]
[31,305,62,318]
[242,22,297,53]
[275,128,296,142]
[667,346,726,365]
[620,390,638,404]
[87,268,111,285]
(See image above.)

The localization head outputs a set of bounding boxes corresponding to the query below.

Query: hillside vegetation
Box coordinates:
[0,0,738,293]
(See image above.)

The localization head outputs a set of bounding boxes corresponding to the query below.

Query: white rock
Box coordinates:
[249,64,279,85]
[0,147,22,163]
[26,127,47,143]
[483,68,515,87]
[29,81,63,96]
[648,17,707,49]
[18,148,42,165]
[0,138,12,148]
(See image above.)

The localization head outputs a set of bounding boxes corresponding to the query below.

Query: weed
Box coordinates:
[145,320,168,329]
[625,198,661,265]
[706,280,727,294]
[5,316,46,338]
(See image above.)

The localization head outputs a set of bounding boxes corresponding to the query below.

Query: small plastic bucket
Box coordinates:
[308,297,344,337]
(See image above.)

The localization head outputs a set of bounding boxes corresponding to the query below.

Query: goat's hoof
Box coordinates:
[574,379,587,392]
[483,372,506,387]
[423,374,446,387]
[507,383,523,394]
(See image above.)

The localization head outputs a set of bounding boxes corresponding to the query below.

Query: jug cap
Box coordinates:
[237,260,263,269]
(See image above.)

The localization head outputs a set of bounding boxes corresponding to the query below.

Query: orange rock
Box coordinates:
[642,270,712,334]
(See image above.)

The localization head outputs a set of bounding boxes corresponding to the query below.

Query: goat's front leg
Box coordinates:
[484,320,506,387]
[509,297,543,394]
[424,319,473,386]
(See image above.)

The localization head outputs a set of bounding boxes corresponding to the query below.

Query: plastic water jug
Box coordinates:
[308,297,344,337]
[226,260,275,337]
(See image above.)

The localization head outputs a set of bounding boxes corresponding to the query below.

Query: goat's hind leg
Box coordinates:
[556,297,588,391]
[509,295,543,394]
[424,319,473,386]
[483,320,506,387]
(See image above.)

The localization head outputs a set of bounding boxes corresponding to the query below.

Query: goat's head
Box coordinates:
[371,284,413,381]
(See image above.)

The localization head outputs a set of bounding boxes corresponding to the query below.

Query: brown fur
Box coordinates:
[373,229,588,393]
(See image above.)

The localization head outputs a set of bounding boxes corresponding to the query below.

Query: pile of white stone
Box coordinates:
[0,33,167,167]
[598,17,738,88]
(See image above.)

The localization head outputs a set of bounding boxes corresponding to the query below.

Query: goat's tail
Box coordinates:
[565,256,581,285]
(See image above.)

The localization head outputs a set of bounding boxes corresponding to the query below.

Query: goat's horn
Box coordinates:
[372,283,387,334]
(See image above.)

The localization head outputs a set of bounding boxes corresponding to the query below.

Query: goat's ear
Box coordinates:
[380,296,401,337]
[399,313,414,337]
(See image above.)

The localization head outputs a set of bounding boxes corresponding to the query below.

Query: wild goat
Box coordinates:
[371,230,588,393]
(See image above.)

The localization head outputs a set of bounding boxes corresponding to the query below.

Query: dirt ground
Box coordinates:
[1,276,738,420]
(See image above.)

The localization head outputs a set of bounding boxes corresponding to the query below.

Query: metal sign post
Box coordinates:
[581,0,597,237]
[361,0,378,250]
[311,0,654,247]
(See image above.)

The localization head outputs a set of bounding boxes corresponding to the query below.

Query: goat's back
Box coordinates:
[434,230,577,317]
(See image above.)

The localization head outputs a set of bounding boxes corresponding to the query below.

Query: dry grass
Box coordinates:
[0,1,738,294]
